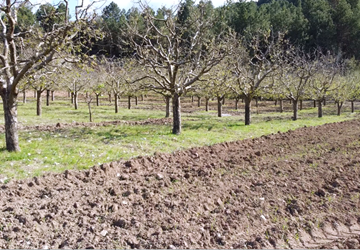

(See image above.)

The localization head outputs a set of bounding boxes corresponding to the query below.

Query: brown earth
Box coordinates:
[1,120,360,249]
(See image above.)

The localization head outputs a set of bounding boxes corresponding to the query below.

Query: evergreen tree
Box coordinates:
[16,5,35,32]
[101,1,127,56]
[302,0,335,52]
[36,3,57,32]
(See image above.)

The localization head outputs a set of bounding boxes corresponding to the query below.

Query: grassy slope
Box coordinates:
[0,97,358,180]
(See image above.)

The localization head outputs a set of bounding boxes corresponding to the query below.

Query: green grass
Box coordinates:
[0,99,165,126]
[0,97,358,180]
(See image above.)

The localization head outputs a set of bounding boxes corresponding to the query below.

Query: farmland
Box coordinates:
[0,95,359,248]
[1,0,360,248]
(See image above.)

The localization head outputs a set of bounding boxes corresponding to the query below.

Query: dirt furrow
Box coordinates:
[1,120,360,249]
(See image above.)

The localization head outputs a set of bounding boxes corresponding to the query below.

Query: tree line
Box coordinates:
[17,0,360,59]
[95,0,360,59]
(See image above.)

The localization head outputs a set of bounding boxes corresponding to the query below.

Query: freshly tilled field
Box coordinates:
[1,120,360,248]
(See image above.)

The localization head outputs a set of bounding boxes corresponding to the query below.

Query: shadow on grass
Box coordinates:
[182,120,246,130]
[0,147,7,152]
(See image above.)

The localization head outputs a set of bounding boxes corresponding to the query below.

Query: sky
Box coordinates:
[34,0,229,17]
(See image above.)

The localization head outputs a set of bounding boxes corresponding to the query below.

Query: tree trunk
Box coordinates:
[279,99,283,113]
[165,96,171,118]
[71,92,74,104]
[337,102,343,116]
[191,96,194,103]
[318,100,323,118]
[292,99,298,121]
[51,90,54,101]
[235,98,239,110]
[88,102,93,122]
[275,100,277,106]
[351,101,355,113]
[22,90,26,103]
[135,96,138,106]
[255,98,259,108]
[217,96,222,117]
[172,93,181,134]
[222,97,225,105]
[74,92,78,110]
[244,96,252,125]
[299,100,303,110]
[36,90,42,116]
[197,96,201,107]
[2,91,21,152]
[323,98,326,106]
[313,100,316,108]
[109,93,112,103]
[46,89,50,106]
[128,96,131,109]
[96,94,100,106]
[85,92,88,99]
[205,97,210,111]
[114,93,119,113]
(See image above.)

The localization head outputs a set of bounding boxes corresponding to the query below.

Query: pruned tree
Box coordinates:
[347,70,360,113]
[198,61,232,117]
[102,58,139,113]
[126,1,230,134]
[229,31,285,125]
[28,71,55,116]
[62,65,94,110]
[84,69,101,122]
[276,48,318,120]
[0,0,98,152]
[330,60,358,116]
[309,53,340,118]
[87,66,106,107]
[331,74,349,116]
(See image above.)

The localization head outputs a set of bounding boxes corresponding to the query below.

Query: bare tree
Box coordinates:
[347,70,360,113]
[126,2,229,134]
[330,60,358,116]
[197,61,232,117]
[276,48,318,120]
[102,58,138,113]
[0,0,98,151]
[28,72,55,116]
[229,31,285,125]
[61,65,92,110]
[309,53,340,118]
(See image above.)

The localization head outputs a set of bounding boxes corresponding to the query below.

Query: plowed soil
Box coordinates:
[1,120,360,249]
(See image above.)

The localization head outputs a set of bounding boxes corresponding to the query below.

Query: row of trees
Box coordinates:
[25,55,359,121]
[1,0,360,152]
[20,23,360,132]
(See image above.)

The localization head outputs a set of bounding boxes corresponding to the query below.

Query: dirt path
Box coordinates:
[1,120,360,249]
